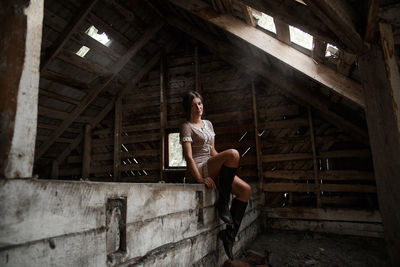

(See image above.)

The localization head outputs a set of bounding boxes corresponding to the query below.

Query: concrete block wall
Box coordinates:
[0,179,261,266]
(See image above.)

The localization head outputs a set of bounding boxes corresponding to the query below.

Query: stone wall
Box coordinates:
[0,180,261,266]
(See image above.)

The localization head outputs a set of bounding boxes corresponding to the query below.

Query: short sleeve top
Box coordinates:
[180,120,216,167]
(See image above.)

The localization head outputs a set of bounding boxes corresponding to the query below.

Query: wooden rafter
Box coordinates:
[274,18,290,45]
[40,0,99,71]
[303,0,366,53]
[237,0,342,49]
[36,21,164,159]
[168,0,365,108]
[239,3,256,27]
[167,16,369,144]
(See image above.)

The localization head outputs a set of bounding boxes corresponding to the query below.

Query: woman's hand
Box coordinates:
[202,177,216,189]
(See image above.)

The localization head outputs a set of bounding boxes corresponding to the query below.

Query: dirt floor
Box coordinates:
[242,230,389,267]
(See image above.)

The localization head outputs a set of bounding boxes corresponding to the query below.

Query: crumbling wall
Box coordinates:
[0,180,261,266]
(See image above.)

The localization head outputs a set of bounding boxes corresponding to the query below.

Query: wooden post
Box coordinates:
[160,52,167,181]
[113,97,122,181]
[0,0,43,178]
[51,160,59,179]
[307,107,322,207]
[251,81,263,191]
[195,46,200,92]
[358,23,400,266]
[82,124,92,179]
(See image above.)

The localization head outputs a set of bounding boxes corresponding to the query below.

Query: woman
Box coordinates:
[180,91,251,260]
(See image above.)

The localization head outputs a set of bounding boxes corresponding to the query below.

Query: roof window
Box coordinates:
[76,45,90,57]
[325,43,339,58]
[289,26,313,50]
[86,25,111,46]
[252,11,276,34]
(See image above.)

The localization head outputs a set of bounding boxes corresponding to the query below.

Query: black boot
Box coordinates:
[219,198,248,260]
[217,165,236,225]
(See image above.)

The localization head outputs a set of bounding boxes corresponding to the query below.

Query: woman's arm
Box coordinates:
[210,139,218,157]
[182,141,216,189]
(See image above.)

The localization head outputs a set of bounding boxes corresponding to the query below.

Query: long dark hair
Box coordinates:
[182,91,203,121]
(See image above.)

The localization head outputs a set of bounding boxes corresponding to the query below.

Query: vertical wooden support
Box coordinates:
[0,0,43,178]
[195,46,200,92]
[160,52,167,181]
[274,18,291,45]
[113,97,122,181]
[307,107,322,207]
[51,160,59,179]
[251,81,263,191]
[312,38,327,64]
[82,124,92,179]
[358,23,400,266]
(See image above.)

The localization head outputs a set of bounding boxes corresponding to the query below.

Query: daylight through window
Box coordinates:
[168,133,186,167]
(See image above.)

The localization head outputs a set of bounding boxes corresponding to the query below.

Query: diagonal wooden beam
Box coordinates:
[56,40,178,164]
[167,16,368,144]
[40,0,99,71]
[169,0,365,108]
[303,0,366,53]
[36,21,164,159]
[237,0,343,49]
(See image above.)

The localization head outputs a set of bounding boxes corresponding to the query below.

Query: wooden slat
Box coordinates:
[169,0,365,108]
[41,70,90,90]
[239,3,256,27]
[251,81,263,190]
[40,0,99,71]
[263,183,376,193]
[337,51,356,76]
[265,207,382,223]
[263,153,313,163]
[57,49,109,75]
[264,170,374,181]
[308,107,321,207]
[82,124,92,179]
[160,52,167,180]
[113,96,122,181]
[312,38,326,63]
[274,18,290,45]
[36,22,164,159]
[319,149,371,158]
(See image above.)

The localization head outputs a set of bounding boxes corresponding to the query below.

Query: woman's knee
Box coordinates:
[243,183,251,199]
[226,149,240,164]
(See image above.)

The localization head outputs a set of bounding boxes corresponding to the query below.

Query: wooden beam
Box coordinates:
[41,70,90,90]
[337,50,356,76]
[312,38,327,64]
[40,0,99,71]
[36,21,164,159]
[237,0,342,49]
[82,124,92,179]
[169,0,365,108]
[303,0,366,53]
[358,23,400,267]
[263,183,376,193]
[239,3,256,27]
[307,107,321,207]
[160,51,167,181]
[273,18,290,45]
[167,16,369,144]
[51,160,59,179]
[194,46,200,91]
[251,81,263,191]
[113,96,122,181]
[364,0,380,42]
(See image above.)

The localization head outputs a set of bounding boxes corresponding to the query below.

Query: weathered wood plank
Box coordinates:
[263,153,313,163]
[308,107,321,207]
[273,18,290,45]
[113,96,122,181]
[82,124,91,179]
[263,183,376,193]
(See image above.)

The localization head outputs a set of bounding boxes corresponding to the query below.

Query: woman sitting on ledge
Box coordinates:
[180,91,251,260]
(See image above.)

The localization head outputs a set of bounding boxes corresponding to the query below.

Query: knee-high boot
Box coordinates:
[217,165,236,225]
[219,198,248,260]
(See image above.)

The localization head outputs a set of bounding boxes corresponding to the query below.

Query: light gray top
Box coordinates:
[180,120,216,167]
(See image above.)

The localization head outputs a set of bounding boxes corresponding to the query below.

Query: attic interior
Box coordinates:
[1,0,399,266]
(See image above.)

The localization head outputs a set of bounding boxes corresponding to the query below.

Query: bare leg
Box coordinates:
[206,149,240,181]
[232,175,251,202]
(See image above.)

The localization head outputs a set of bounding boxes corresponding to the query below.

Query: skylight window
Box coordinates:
[325,43,339,58]
[289,26,313,50]
[252,11,276,34]
[76,46,90,57]
[86,25,111,46]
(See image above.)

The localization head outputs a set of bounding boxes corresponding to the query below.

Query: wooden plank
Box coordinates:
[263,183,376,193]
[239,3,256,27]
[308,107,321,207]
[312,39,326,63]
[303,0,366,53]
[337,51,356,76]
[268,218,383,238]
[364,0,380,42]
[319,149,371,158]
[57,49,109,75]
[41,70,90,90]
[160,52,167,180]
[113,96,122,181]
[169,0,365,107]
[251,81,263,190]
[273,18,290,45]
[40,0,99,71]
[237,0,342,49]
[194,45,200,91]
[263,153,312,163]
[39,89,80,105]
[82,124,92,179]
[51,160,59,179]
[264,170,374,181]
[36,22,164,159]
[265,207,382,223]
